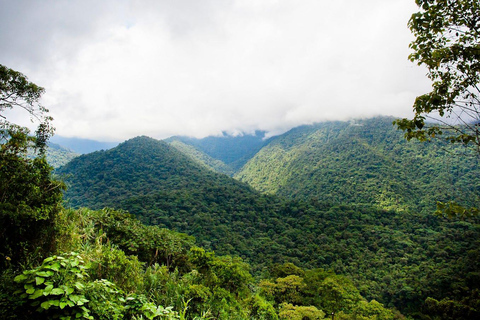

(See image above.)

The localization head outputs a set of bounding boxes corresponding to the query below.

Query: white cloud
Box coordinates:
[0,0,431,141]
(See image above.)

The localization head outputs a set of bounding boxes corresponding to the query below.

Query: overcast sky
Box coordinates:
[0,0,431,141]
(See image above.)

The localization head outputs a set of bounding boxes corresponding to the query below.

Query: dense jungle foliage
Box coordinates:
[1,118,399,319]
[166,131,267,173]
[167,139,236,176]
[56,127,480,319]
[235,117,480,213]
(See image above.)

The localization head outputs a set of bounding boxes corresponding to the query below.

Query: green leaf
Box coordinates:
[29,289,44,299]
[50,299,60,306]
[51,288,64,295]
[40,300,51,310]
[36,271,54,277]
[35,276,45,285]
[46,262,61,271]
[43,256,55,263]
[44,284,54,295]
[14,274,28,282]
[24,284,34,290]
[74,282,85,290]
[65,286,74,295]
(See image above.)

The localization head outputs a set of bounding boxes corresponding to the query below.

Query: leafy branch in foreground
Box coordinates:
[0,64,54,152]
[394,0,480,152]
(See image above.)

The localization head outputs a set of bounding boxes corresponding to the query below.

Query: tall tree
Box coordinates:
[0,65,63,270]
[394,0,480,152]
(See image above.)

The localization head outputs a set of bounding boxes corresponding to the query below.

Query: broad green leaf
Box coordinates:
[43,256,55,263]
[44,284,54,295]
[14,274,27,282]
[50,299,60,306]
[36,271,54,277]
[46,262,60,271]
[29,289,44,299]
[40,301,51,310]
[35,276,45,285]
[74,282,85,290]
[51,288,64,295]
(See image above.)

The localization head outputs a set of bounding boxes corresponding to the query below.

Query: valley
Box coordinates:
[53,117,480,318]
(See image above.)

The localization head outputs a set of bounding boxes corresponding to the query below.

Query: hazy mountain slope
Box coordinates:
[50,135,119,154]
[168,139,235,176]
[27,142,78,168]
[235,117,480,212]
[46,142,79,168]
[166,130,268,172]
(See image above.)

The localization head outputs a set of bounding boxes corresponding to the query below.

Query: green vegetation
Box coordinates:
[2,2,480,316]
[2,206,398,319]
[166,130,267,174]
[236,117,480,213]
[42,142,79,168]
[394,0,480,149]
[168,139,235,176]
[394,0,480,219]
[57,126,480,318]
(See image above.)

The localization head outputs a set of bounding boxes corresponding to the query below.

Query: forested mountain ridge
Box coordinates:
[167,139,236,176]
[57,135,257,210]
[166,130,268,174]
[56,130,480,317]
[235,117,480,213]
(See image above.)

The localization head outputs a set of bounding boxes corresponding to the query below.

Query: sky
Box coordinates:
[0,0,431,142]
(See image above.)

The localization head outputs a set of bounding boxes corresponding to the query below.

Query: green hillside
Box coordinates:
[235,117,480,212]
[56,131,480,317]
[57,135,257,210]
[166,131,267,173]
[45,142,79,168]
[168,139,235,176]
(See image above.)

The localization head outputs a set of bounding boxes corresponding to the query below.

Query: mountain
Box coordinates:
[235,117,480,212]
[166,130,268,174]
[50,135,119,154]
[57,136,252,209]
[45,142,79,168]
[27,142,78,168]
[56,133,480,317]
[167,139,235,176]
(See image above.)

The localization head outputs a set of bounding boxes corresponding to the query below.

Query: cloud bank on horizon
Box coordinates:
[0,0,431,141]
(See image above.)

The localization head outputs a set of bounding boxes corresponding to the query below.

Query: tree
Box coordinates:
[0,64,54,151]
[0,65,63,270]
[394,0,480,152]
